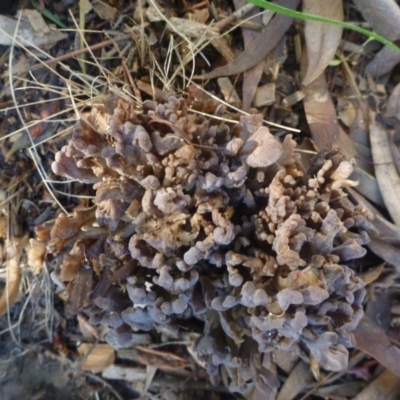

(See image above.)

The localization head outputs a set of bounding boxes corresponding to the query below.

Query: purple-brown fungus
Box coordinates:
[40,93,368,394]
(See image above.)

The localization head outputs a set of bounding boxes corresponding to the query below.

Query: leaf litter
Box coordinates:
[1,0,400,399]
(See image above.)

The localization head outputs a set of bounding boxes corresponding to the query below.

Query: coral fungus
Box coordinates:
[39,93,368,394]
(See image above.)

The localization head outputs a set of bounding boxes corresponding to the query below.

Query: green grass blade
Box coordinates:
[31,0,67,29]
[247,0,400,55]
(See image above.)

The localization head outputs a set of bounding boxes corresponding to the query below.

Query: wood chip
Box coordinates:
[253,83,276,107]
[78,343,115,372]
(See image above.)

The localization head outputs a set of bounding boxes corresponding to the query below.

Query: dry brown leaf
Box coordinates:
[386,82,400,120]
[349,188,400,270]
[353,0,400,41]
[0,11,67,47]
[78,343,115,372]
[253,83,276,108]
[233,0,264,111]
[168,17,219,40]
[369,112,400,227]
[351,168,385,208]
[77,314,99,341]
[358,262,385,285]
[302,0,344,86]
[353,314,400,377]
[141,365,157,400]
[217,77,242,108]
[188,8,209,24]
[353,0,400,77]
[389,131,400,177]
[92,0,118,21]
[366,290,392,331]
[368,239,400,272]
[349,188,400,243]
[367,47,400,78]
[135,346,190,371]
[276,361,313,400]
[317,382,365,398]
[197,0,300,79]
[273,348,299,374]
[352,369,400,400]
[244,386,277,400]
[243,63,265,111]
[302,71,340,151]
[210,36,235,64]
[337,98,357,128]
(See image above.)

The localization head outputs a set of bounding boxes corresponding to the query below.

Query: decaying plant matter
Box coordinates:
[37,93,368,394]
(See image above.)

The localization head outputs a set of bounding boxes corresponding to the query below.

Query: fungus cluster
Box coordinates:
[37,93,368,393]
